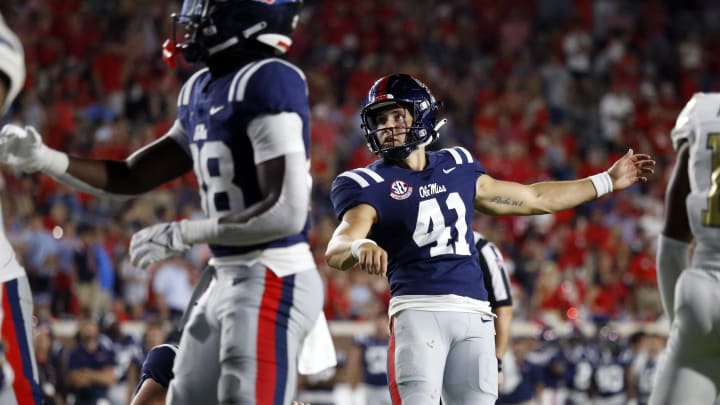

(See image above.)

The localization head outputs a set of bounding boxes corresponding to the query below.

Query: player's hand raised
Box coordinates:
[355,241,388,277]
[0,124,57,173]
[607,149,656,191]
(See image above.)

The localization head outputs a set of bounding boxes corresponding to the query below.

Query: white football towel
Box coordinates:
[298,312,337,375]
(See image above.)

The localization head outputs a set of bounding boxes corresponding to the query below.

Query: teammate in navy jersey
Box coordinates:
[131,343,178,405]
[0,9,43,405]
[0,1,330,404]
[628,330,665,405]
[474,232,513,392]
[347,309,392,405]
[497,335,545,404]
[325,73,656,405]
[591,326,632,405]
[563,328,598,405]
[528,329,566,404]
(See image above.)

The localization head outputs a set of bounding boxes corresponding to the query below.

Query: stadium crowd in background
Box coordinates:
[1,0,719,403]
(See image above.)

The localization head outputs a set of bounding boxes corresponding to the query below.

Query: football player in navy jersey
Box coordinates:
[325,73,656,405]
[591,326,632,405]
[563,327,597,405]
[0,1,329,404]
[131,343,178,405]
[627,330,663,405]
[347,309,392,405]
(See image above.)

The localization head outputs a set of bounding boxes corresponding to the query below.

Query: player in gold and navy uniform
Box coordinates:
[650,93,720,404]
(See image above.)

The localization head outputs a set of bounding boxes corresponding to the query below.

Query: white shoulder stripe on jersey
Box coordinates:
[227,61,260,102]
[455,146,473,163]
[446,148,463,164]
[355,168,384,183]
[275,58,306,80]
[156,343,179,354]
[338,168,383,188]
[272,58,308,95]
[338,171,370,188]
[234,58,308,102]
[178,68,209,107]
[235,59,274,102]
[445,147,474,164]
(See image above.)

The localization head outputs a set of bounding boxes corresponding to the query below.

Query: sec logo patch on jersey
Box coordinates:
[390,180,412,200]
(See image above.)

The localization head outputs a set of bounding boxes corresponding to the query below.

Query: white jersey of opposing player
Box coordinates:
[0,200,25,283]
[671,92,720,269]
[0,12,27,283]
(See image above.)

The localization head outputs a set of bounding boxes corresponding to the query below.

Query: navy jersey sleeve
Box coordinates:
[444,146,486,177]
[242,59,309,116]
[140,345,177,388]
[330,172,377,221]
[471,158,486,176]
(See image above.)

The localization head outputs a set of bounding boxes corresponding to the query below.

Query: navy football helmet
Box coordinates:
[596,325,624,357]
[165,0,302,65]
[360,74,445,161]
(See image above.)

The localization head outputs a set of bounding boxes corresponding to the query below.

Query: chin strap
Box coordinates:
[434,118,448,132]
[419,118,447,147]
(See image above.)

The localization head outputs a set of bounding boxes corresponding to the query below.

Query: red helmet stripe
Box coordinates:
[374,76,390,100]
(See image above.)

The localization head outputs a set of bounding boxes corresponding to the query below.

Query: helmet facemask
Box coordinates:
[170,0,215,64]
[362,101,435,161]
[360,74,445,162]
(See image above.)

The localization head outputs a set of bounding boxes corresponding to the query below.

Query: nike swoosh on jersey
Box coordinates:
[209,105,225,115]
[443,167,456,174]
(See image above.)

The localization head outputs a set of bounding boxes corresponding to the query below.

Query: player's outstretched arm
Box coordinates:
[0,123,192,197]
[130,153,311,269]
[606,149,656,190]
[475,149,655,215]
[325,204,387,275]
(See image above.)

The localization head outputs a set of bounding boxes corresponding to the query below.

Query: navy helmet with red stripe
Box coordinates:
[164,0,302,66]
[361,74,444,161]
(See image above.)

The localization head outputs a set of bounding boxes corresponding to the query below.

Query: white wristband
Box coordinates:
[588,171,613,197]
[179,217,219,245]
[38,146,69,176]
[351,238,377,259]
